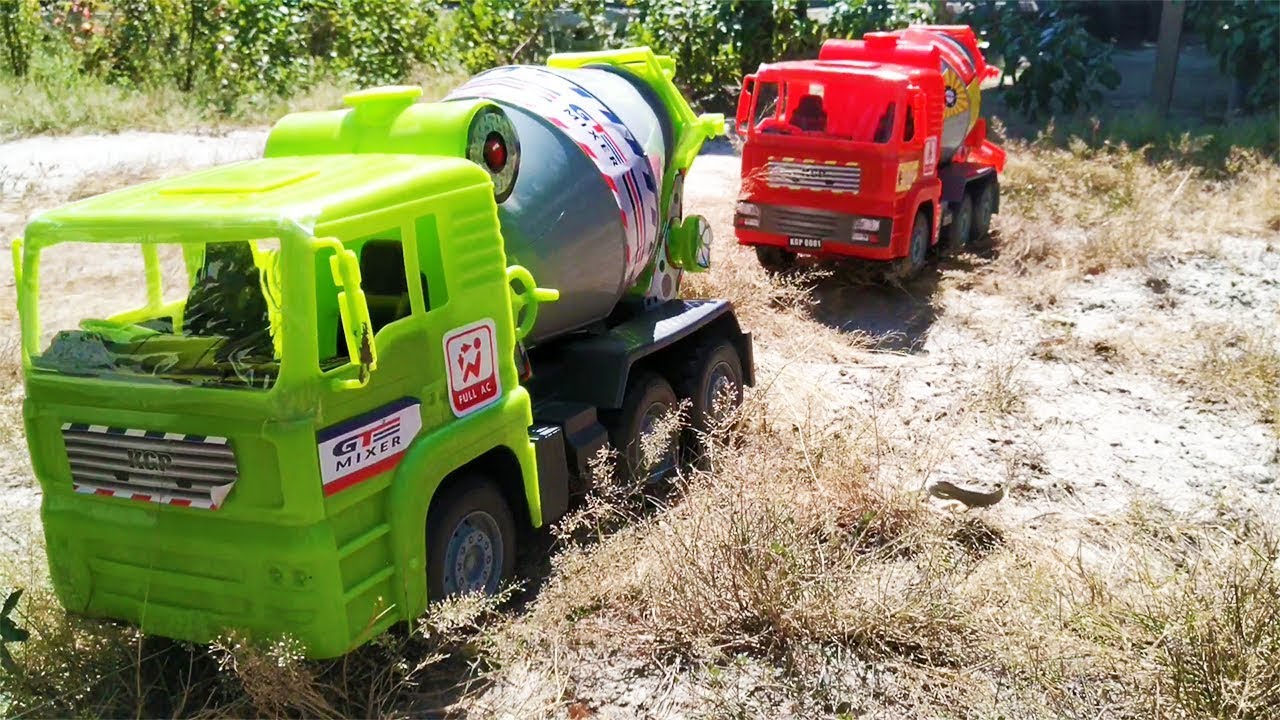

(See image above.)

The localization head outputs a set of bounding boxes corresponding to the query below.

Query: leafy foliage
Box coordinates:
[0,589,30,673]
[1189,0,1279,111]
[0,0,40,77]
[0,0,444,112]
[965,1,1121,118]
[822,0,932,40]
[451,0,560,73]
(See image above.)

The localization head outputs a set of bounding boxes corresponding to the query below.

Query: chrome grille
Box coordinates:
[61,424,238,509]
[765,161,861,193]
[770,207,842,239]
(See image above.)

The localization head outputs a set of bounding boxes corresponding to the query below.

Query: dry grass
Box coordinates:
[477,407,1280,719]
[1181,325,1280,429]
[0,62,466,139]
[0,122,1278,719]
[985,135,1280,296]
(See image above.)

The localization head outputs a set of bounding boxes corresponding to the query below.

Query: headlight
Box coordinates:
[735,202,760,217]
[467,105,520,203]
[850,232,873,243]
[853,218,880,232]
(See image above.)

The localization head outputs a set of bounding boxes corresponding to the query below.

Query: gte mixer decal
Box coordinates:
[316,398,422,496]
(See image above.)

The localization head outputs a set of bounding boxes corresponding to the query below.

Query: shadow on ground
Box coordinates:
[776,242,1001,353]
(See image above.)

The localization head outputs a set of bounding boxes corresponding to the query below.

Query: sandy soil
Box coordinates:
[0,128,1275,538]
[0,131,1276,717]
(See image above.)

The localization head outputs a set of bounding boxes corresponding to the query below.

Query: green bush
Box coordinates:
[965,1,1121,119]
[451,0,560,73]
[0,0,41,78]
[822,0,932,40]
[1189,0,1279,112]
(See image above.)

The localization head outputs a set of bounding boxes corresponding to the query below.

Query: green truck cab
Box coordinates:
[12,48,753,659]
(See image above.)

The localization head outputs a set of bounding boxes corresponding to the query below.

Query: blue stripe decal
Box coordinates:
[316,397,421,443]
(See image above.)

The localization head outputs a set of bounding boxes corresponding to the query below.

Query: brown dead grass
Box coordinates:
[1182,324,1280,429]
[0,135,1278,719]
[478,407,1280,719]
[984,138,1280,299]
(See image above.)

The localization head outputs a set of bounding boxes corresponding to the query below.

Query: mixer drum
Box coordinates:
[446,65,673,346]
[897,27,984,164]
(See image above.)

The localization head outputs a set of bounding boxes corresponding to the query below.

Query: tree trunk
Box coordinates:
[1149,0,1185,118]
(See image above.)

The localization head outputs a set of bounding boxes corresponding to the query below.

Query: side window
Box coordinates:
[752,82,782,128]
[903,104,915,143]
[358,239,430,334]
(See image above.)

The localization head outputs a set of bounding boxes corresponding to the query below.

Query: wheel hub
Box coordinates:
[705,361,737,421]
[444,510,502,596]
[638,401,677,480]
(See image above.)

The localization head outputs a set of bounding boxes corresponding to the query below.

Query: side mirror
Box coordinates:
[735,78,755,136]
[315,237,378,390]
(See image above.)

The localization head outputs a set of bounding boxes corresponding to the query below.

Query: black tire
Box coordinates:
[756,245,796,274]
[942,195,973,256]
[889,208,932,281]
[971,181,997,244]
[426,477,516,601]
[603,372,680,483]
[676,337,744,436]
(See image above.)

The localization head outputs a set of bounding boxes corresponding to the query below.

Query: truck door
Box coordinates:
[315,220,447,501]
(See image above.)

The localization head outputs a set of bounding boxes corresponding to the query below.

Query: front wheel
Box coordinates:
[755,245,796,274]
[888,209,932,281]
[426,478,516,600]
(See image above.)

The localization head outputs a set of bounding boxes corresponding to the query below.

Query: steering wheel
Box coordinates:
[79,318,160,344]
[506,265,559,342]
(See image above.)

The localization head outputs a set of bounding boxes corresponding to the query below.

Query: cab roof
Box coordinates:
[23,153,488,247]
[754,59,920,86]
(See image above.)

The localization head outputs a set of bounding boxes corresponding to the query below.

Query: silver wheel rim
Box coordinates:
[638,401,676,479]
[954,203,972,248]
[443,510,502,596]
[911,220,929,267]
[976,189,994,233]
[704,360,737,424]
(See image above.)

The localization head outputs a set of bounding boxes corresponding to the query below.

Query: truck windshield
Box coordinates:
[757,79,897,144]
[26,239,286,390]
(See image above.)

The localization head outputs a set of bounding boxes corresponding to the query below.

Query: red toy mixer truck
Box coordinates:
[733,25,1007,278]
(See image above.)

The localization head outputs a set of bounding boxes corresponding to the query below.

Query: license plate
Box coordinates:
[788,237,823,250]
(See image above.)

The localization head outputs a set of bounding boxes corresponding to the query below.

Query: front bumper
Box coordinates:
[42,491,382,658]
[734,203,897,260]
[25,376,404,659]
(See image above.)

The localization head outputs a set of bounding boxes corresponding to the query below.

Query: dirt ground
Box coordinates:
[0,119,1277,716]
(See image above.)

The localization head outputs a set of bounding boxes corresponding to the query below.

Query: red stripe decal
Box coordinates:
[95,488,113,496]
[131,493,151,502]
[323,452,405,497]
[170,498,192,507]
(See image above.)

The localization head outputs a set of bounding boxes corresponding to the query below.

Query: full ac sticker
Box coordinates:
[444,319,501,417]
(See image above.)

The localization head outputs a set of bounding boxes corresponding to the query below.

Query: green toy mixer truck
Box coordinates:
[12,48,753,659]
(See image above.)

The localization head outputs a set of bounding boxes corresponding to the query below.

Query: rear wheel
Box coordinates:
[426,478,516,601]
[971,181,997,244]
[942,195,973,256]
[755,245,796,274]
[677,338,745,466]
[604,372,681,483]
[678,338,744,434]
[889,209,932,281]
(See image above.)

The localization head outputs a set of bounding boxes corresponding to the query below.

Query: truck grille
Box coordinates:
[769,207,843,239]
[765,160,861,193]
[61,423,238,510]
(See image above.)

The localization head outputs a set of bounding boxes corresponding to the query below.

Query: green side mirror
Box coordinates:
[315,237,378,390]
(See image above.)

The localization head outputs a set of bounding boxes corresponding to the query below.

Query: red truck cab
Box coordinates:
[734,26,1006,279]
